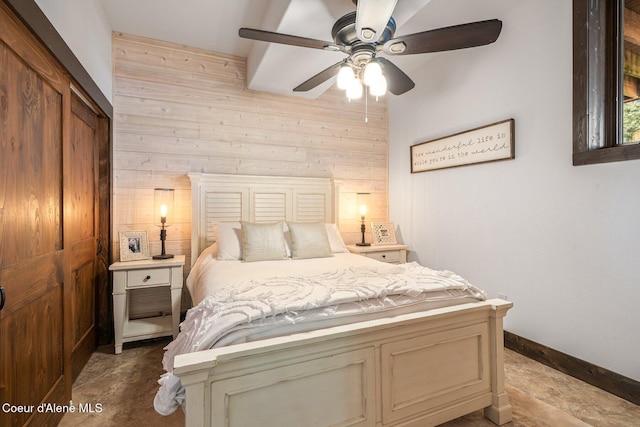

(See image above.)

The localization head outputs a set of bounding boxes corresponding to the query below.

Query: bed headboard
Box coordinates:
[188,173,338,263]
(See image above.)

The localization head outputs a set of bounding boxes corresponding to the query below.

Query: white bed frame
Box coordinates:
[175,173,512,426]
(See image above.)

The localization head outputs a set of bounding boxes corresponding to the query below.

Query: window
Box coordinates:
[622,1,640,143]
[573,0,640,164]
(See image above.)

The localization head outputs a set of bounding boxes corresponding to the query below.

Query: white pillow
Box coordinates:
[325,223,349,253]
[241,221,288,262]
[201,242,218,259]
[286,222,333,259]
[212,221,242,260]
[283,226,293,257]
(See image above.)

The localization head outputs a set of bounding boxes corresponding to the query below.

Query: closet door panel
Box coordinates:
[67,93,99,381]
[0,27,66,427]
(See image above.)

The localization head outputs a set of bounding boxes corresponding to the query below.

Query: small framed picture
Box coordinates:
[119,231,150,261]
[371,222,397,245]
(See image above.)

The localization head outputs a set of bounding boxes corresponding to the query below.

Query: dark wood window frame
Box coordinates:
[573,0,640,165]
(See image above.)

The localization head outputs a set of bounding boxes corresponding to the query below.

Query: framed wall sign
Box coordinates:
[411,119,515,173]
[119,230,150,261]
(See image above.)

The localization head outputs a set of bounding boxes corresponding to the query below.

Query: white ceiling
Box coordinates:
[98,0,509,99]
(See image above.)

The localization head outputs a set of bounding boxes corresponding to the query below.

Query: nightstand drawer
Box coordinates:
[366,250,401,263]
[347,244,408,264]
[127,268,170,288]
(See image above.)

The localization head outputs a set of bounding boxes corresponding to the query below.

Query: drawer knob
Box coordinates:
[144,275,151,282]
[381,254,386,258]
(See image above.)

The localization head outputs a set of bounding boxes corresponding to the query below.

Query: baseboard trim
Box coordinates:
[504,331,639,406]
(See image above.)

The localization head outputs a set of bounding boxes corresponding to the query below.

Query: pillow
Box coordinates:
[283,224,293,257]
[241,221,288,262]
[201,242,218,259]
[213,222,242,260]
[325,223,349,253]
[286,221,333,259]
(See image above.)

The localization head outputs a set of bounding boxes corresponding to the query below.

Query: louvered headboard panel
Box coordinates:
[189,173,338,264]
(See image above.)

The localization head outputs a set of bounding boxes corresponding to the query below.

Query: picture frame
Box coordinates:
[411,119,515,173]
[118,230,150,261]
[371,222,397,245]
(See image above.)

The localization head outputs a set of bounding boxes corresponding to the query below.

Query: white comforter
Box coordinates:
[154,252,486,415]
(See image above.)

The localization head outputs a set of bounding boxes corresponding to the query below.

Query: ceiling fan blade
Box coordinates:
[355,0,398,43]
[383,19,502,55]
[293,61,344,92]
[239,28,348,53]
[377,58,415,95]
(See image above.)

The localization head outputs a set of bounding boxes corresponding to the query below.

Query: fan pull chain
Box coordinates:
[365,86,369,124]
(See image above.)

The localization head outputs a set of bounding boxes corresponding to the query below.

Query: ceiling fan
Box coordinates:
[239,0,502,97]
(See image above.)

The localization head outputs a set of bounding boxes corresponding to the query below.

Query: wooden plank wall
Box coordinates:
[112,32,389,287]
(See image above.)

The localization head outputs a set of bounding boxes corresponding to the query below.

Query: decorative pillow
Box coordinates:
[325,223,349,253]
[283,224,293,257]
[241,221,288,262]
[213,221,242,260]
[286,221,333,259]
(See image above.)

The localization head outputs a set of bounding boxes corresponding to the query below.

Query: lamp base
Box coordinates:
[152,254,174,260]
[355,243,371,247]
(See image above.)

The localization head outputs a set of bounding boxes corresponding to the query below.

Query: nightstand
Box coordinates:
[109,255,185,354]
[347,244,408,264]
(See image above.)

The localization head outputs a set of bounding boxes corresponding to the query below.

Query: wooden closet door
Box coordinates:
[0,4,68,425]
[67,93,99,381]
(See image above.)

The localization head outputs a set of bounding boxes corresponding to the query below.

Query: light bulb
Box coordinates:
[359,204,367,216]
[337,65,355,90]
[160,204,167,218]
[363,61,383,86]
[370,74,387,97]
[346,79,363,99]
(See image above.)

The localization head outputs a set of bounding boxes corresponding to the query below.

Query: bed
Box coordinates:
[158,173,513,426]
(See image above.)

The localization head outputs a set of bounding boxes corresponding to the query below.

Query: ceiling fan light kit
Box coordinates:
[336,59,386,101]
[239,0,502,100]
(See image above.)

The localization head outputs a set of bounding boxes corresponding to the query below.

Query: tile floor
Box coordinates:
[59,338,640,426]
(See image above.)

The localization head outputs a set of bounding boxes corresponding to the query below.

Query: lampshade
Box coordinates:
[363,61,383,87]
[337,65,356,90]
[346,79,363,100]
[153,188,175,226]
[370,74,387,97]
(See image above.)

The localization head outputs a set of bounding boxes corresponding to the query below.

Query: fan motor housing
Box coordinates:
[350,44,376,66]
[331,11,396,46]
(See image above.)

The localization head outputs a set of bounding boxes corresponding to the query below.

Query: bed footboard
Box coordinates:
[174,299,512,427]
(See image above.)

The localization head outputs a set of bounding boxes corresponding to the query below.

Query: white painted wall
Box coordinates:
[389,0,640,382]
[35,0,112,102]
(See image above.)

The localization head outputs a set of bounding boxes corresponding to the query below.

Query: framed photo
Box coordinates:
[411,119,515,173]
[371,222,397,245]
[119,230,150,261]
